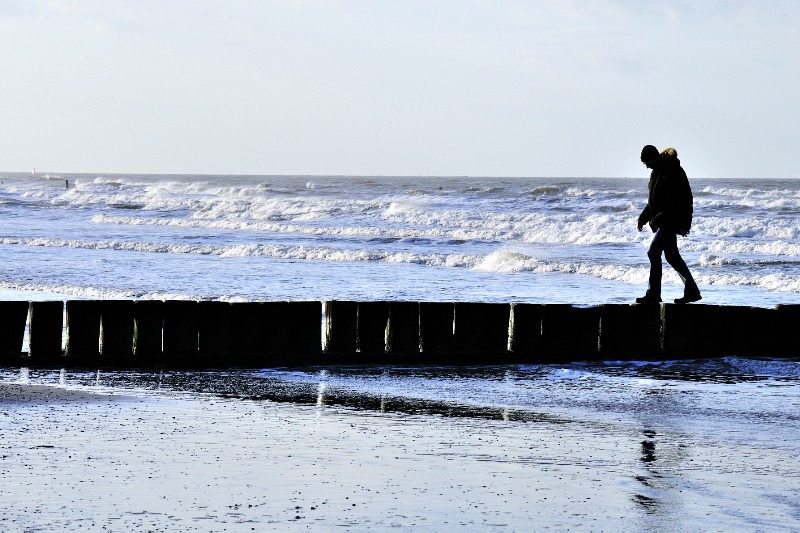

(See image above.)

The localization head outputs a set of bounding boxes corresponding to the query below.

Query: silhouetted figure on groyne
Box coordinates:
[635,145,702,304]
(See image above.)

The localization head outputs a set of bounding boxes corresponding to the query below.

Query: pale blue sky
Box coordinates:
[0,0,797,178]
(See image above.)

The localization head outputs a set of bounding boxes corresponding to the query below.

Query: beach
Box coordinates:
[2,364,799,530]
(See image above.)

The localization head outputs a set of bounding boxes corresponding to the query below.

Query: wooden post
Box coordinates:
[101,300,135,357]
[453,303,510,355]
[28,301,63,359]
[358,302,389,354]
[572,306,601,361]
[628,303,662,358]
[262,301,322,361]
[775,304,800,357]
[133,300,163,356]
[65,300,100,357]
[721,306,777,357]
[509,303,542,357]
[387,302,419,354]
[0,301,29,359]
[598,304,630,358]
[163,300,198,356]
[538,304,573,362]
[532,305,600,363]
[662,304,728,358]
[198,301,231,356]
[324,301,358,354]
[419,302,453,353]
[230,302,265,356]
[287,301,323,356]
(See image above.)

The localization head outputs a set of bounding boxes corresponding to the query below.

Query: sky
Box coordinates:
[0,0,797,178]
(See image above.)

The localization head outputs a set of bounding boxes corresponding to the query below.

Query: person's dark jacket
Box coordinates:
[638,148,693,234]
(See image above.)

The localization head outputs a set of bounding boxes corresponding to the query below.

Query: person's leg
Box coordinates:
[645,228,668,300]
[663,232,701,296]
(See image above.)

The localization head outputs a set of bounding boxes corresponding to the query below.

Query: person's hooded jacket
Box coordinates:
[638,148,693,234]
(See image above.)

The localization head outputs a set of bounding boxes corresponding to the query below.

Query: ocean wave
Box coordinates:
[91,214,800,255]
[90,213,649,244]
[90,214,521,241]
[529,186,565,196]
[698,186,800,199]
[682,239,800,257]
[699,254,800,267]
[0,279,197,301]
[0,237,481,267]
[688,217,800,241]
[472,250,800,293]
[4,236,800,293]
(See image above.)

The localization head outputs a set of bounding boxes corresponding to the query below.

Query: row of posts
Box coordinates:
[0,300,797,367]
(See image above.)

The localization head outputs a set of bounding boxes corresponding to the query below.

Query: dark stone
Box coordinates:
[358,302,389,354]
[324,301,358,354]
[65,300,101,357]
[419,302,453,353]
[387,302,419,354]
[28,301,63,358]
[163,300,198,355]
[453,303,510,354]
[133,300,163,355]
[101,300,135,356]
[509,304,542,356]
[0,301,29,359]
[198,301,231,355]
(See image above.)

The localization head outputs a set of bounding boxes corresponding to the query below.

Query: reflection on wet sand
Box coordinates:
[2,358,800,530]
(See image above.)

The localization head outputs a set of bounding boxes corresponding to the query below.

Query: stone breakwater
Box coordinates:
[0,300,797,368]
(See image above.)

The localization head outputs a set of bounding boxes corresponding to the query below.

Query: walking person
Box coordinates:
[635,145,702,304]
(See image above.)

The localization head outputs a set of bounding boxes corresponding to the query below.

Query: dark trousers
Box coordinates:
[646,228,700,300]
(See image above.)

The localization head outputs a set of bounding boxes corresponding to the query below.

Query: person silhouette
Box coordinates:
[635,145,701,304]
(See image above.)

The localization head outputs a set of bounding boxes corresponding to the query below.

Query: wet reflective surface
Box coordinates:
[2,359,800,529]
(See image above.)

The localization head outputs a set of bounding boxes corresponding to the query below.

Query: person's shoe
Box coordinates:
[674,294,702,304]
[634,295,661,304]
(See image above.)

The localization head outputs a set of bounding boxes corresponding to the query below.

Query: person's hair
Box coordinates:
[660,147,677,158]
[640,145,659,162]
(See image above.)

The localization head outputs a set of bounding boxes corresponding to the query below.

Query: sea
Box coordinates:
[1,172,800,307]
[2,173,800,528]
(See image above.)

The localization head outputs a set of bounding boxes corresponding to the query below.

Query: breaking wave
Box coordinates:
[4,236,800,294]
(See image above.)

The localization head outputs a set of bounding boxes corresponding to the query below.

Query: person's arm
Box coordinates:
[637,205,651,232]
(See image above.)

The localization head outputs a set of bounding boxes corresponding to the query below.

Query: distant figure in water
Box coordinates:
[636,145,702,304]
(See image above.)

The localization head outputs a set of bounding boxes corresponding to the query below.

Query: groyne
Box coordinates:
[0,300,797,368]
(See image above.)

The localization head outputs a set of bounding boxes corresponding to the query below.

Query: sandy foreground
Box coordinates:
[0,381,796,531]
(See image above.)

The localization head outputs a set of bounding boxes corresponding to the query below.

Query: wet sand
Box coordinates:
[1,380,798,530]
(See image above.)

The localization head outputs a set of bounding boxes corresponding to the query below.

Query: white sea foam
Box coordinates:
[0,237,481,267]
[4,174,800,302]
[0,280,195,301]
[90,214,521,241]
[472,250,800,293]
[91,213,800,256]
[682,239,800,257]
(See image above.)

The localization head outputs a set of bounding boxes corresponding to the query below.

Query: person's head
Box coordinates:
[640,145,659,168]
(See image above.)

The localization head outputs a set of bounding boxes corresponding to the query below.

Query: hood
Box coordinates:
[659,147,680,167]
